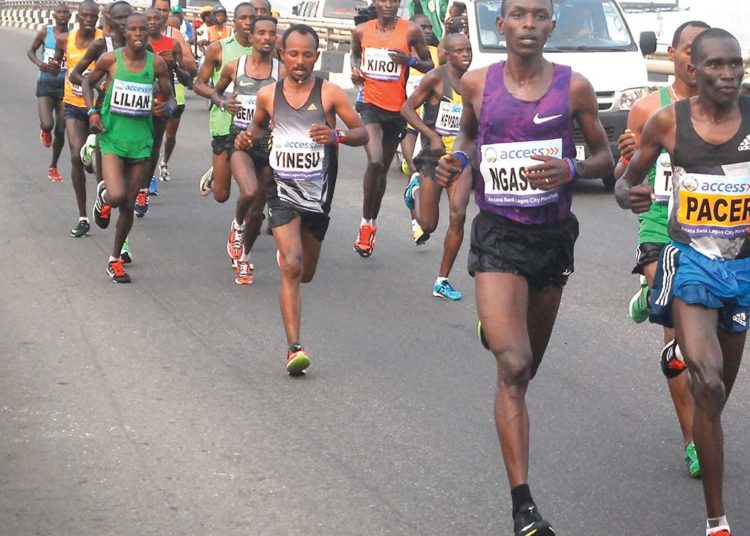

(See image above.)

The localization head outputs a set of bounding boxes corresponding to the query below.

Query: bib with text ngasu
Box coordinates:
[110,79,152,116]
[653,151,673,203]
[479,138,563,208]
[435,101,462,137]
[233,95,257,129]
[677,172,750,239]
[362,48,402,82]
[270,135,324,181]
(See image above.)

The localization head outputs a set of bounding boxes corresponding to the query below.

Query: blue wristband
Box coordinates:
[453,151,469,171]
[408,55,418,67]
[564,157,577,182]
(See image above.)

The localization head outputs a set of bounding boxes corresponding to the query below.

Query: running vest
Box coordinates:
[164,26,185,106]
[231,55,279,130]
[39,25,66,81]
[420,65,462,153]
[99,49,155,159]
[63,28,104,107]
[270,78,337,214]
[475,62,575,224]
[639,86,674,245]
[149,33,175,102]
[361,18,410,112]
[669,97,750,260]
[210,36,253,137]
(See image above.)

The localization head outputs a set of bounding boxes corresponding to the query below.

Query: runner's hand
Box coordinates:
[235,130,253,150]
[527,155,570,190]
[435,154,462,188]
[40,61,59,74]
[153,101,170,118]
[629,183,654,214]
[88,115,104,133]
[351,67,364,86]
[159,49,175,65]
[225,92,241,115]
[388,49,410,65]
[309,123,333,145]
[428,134,446,156]
[618,128,636,161]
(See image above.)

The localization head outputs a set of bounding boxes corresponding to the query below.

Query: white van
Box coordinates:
[468,0,657,187]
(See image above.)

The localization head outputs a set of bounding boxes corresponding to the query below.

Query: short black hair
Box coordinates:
[671,20,710,48]
[234,2,255,16]
[452,2,466,14]
[250,0,272,10]
[78,1,100,11]
[282,23,319,50]
[501,0,553,17]
[150,0,169,7]
[251,15,277,33]
[690,27,739,63]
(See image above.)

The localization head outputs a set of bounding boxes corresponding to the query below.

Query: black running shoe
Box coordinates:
[70,219,90,238]
[107,259,131,283]
[513,503,555,536]
[660,338,687,378]
[93,181,111,229]
[477,320,489,350]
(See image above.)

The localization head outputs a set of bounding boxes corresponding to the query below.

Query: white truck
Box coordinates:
[467,0,657,188]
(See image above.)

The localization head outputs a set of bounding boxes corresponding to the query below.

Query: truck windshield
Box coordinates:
[476,0,637,51]
[322,0,369,19]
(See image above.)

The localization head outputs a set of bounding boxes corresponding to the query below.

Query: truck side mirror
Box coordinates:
[639,31,657,56]
[292,4,299,15]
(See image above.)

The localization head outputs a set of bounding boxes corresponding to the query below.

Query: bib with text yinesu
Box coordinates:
[435,101,462,137]
[653,151,673,203]
[233,95,257,129]
[110,79,152,116]
[270,135,324,181]
[362,48,402,82]
[677,172,750,239]
[479,138,563,208]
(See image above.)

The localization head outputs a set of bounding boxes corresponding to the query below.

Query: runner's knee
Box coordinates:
[495,349,533,386]
[281,253,303,281]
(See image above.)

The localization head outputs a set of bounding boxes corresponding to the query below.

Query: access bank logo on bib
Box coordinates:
[110,79,152,117]
[479,138,562,208]
[677,172,750,239]
[362,48,402,82]
[270,135,324,181]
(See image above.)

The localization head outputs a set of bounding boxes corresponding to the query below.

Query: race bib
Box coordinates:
[43,48,56,64]
[233,94,256,129]
[270,135,324,181]
[110,79,152,117]
[435,101,462,137]
[653,151,673,203]
[677,172,750,239]
[362,48,402,82]
[479,138,563,208]
[406,73,423,97]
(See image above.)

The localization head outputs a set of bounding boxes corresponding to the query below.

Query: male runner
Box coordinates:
[614,21,710,478]
[235,24,368,374]
[213,15,285,285]
[52,0,102,237]
[435,0,614,533]
[401,32,471,300]
[615,28,750,536]
[27,2,71,182]
[350,0,434,257]
[193,3,255,205]
[84,13,175,283]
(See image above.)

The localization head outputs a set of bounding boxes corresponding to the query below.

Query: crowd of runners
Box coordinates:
[25,0,749,534]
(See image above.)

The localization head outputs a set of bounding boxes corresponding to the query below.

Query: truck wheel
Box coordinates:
[602,173,616,191]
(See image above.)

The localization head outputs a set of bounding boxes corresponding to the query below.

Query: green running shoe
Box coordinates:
[628,275,650,323]
[477,321,489,350]
[286,343,310,375]
[684,441,701,478]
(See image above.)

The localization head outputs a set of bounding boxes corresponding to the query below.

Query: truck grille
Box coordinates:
[597,91,615,112]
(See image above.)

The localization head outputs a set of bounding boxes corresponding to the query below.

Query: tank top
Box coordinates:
[270,78,337,214]
[63,28,104,107]
[209,36,253,137]
[475,62,575,224]
[39,25,66,81]
[149,33,175,103]
[669,96,750,260]
[361,18,410,112]
[231,55,279,131]
[164,26,186,106]
[99,49,155,159]
[420,66,462,154]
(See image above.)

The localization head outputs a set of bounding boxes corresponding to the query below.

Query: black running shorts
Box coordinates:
[359,103,406,142]
[211,134,233,155]
[36,77,64,99]
[632,242,667,275]
[267,198,330,242]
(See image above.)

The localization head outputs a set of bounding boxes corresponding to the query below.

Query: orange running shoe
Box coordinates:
[286,343,310,375]
[235,259,254,285]
[48,167,64,182]
[40,130,52,148]
[353,224,376,257]
[107,259,131,283]
[227,222,244,261]
[134,190,149,218]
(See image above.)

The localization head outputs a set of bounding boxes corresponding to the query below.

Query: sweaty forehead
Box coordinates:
[502,0,553,15]
[696,36,741,63]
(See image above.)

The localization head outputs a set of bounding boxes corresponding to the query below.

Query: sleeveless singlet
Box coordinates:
[99,49,155,160]
[475,62,576,224]
[150,33,175,103]
[164,26,185,106]
[231,55,279,135]
[209,36,253,137]
[39,25,66,82]
[669,96,750,260]
[270,78,337,214]
[63,28,104,108]
[420,66,462,154]
[360,18,410,112]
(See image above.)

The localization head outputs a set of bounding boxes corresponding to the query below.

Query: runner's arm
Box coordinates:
[192,41,222,98]
[81,51,112,109]
[172,41,190,86]
[27,27,50,70]
[315,81,368,147]
[570,72,615,180]
[172,29,197,76]
[52,34,67,69]
[211,60,240,114]
[235,84,272,150]
[154,54,177,118]
[350,25,364,85]
[613,94,653,180]
[406,22,434,73]
[69,39,104,86]
[401,71,444,154]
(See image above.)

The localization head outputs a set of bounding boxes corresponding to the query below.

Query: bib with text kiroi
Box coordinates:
[435,101,462,137]
[233,95,256,129]
[479,139,563,208]
[270,136,324,181]
[362,48,402,82]
[653,151,673,203]
[677,172,750,239]
[110,80,152,116]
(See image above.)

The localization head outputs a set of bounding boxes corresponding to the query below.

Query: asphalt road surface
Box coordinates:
[1,26,749,536]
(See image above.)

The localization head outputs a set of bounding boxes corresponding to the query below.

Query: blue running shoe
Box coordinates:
[433,279,462,300]
[149,176,159,196]
[404,172,419,210]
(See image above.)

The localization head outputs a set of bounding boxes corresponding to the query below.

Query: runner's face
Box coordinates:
[111,5,133,37]
[498,0,554,58]
[446,35,472,72]
[215,11,228,25]
[374,0,400,21]
[252,20,277,54]
[127,15,148,51]
[415,17,433,43]
[692,37,744,106]
[670,26,707,90]
[153,0,171,22]
[146,10,163,37]
[251,1,270,17]
[281,31,318,83]
[77,5,99,32]
[234,8,255,37]
[53,7,71,27]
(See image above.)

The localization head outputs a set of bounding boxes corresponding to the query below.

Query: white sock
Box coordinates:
[139,188,148,194]
[233,219,245,230]
[101,189,108,204]
[706,516,730,535]
[79,216,89,222]
[435,277,448,284]
[108,256,118,263]
[361,218,374,227]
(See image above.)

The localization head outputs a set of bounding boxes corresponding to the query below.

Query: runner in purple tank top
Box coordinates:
[435,1,613,534]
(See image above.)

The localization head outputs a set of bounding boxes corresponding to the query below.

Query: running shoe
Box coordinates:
[120,239,132,264]
[404,172,419,210]
[412,220,430,245]
[158,161,170,181]
[628,275,650,323]
[199,166,214,196]
[70,219,90,238]
[134,190,149,218]
[93,180,111,229]
[707,530,732,536]
[684,440,701,478]
[477,320,490,350]
[40,130,52,148]
[227,222,244,261]
[107,259,131,283]
[353,224,376,257]
[286,343,310,375]
[660,338,687,378]
[80,133,96,173]
[433,279,462,301]
[48,167,64,182]
[148,176,159,196]
[400,157,410,176]
[513,503,555,536]
[235,259,254,285]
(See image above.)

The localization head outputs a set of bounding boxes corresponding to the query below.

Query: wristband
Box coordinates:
[452,150,469,171]
[87,112,100,122]
[87,107,98,116]
[563,157,576,182]
[218,99,225,112]
[332,128,346,145]
[408,55,418,67]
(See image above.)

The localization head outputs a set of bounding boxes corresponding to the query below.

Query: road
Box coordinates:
[1,26,749,536]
